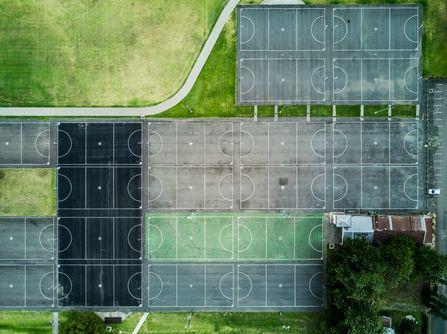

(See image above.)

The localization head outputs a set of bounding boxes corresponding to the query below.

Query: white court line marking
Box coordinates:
[127,271,142,301]
[238,224,253,254]
[218,223,234,254]
[39,271,54,300]
[38,224,54,254]
[333,65,348,95]
[404,15,418,44]
[333,129,348,158]
[310,129,326,158]
[57,174,72,202]
[388,8,391,50]
[238,271,253,301]
[218,129,234,158]
[311,66,326,95]
[309,224,323,254]
[127,224,142,253]
[57,129,73,159]
[219,270,234,300]
[308,272,323,300]
[240,174,256,202]
[240,16,256,45]
[148,174,163,203]
[127,174,142,202]
[240,65,256,96]
[148,271,164,301]
[148,129,163,158]
[333,15,348,44]
[147,224,163,254]
[403,173,418,202]
[333,173,348,202]
[218,174,234,202]
[240,129,256,158]
[127,129,142,158]
[310,174,326,202]
[404,66,418,94]
[310,15,325,44]
[34,129,50,158]
[403,129,418,158]
[360,8,363,50]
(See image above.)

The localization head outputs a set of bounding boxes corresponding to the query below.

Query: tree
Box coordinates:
[60,313,106,334]
[428,291,447,320]
[338,303,384,334]
[326,237,387,330]
[414,245,447,284]
[380,236,415,287]
[398,317,419,334]
[327,237,386,309]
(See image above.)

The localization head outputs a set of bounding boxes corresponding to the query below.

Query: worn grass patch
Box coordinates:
[110,312,324,333]
[0,169,56,216]
[0,0,227,107]
[0,311,52,334]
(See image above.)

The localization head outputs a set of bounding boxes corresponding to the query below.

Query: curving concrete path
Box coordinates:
[0,0,240,117]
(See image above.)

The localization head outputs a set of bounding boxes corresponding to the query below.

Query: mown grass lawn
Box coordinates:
[0,169,56,216]
[0,0,228,107]
[110,312,324,334]
[0,311,52,334]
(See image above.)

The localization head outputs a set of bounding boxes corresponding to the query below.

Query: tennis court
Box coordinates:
[237,4,421,104]
[147,212,322,261]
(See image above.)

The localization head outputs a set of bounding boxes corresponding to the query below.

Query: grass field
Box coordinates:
[146,212,323,261]
[0,169,56,216]
[157,0,445,118]
[0,0,228,107]
[0,311,52,334]
[109,312,324,334]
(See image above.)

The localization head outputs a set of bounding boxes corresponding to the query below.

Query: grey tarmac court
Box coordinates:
[237,4,422,105]
[148,119,423,212]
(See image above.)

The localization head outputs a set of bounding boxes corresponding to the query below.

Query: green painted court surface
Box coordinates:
[146,212,323,261]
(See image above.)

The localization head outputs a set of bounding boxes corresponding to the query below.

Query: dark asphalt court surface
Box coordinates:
[57,122,143,308]
[237,4,422,105]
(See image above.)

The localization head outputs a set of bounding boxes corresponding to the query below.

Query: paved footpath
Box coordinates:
[0,0,240,117]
